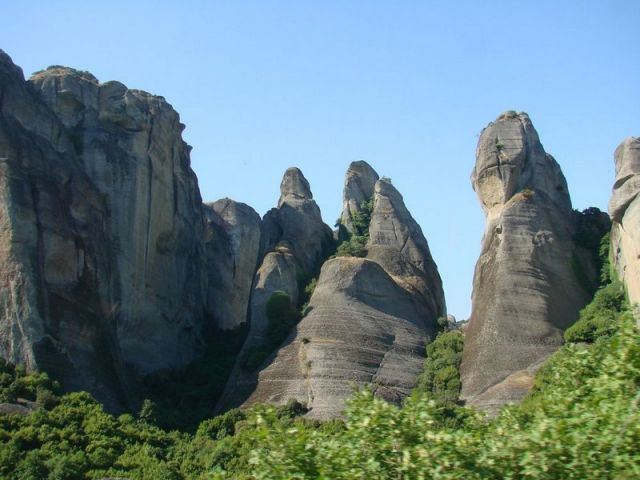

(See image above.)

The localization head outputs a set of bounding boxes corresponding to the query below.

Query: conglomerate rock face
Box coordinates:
[0,51,129,409]
[29,65,209,375]
[460,112,603,414]
[609,137,640,308]
[220,162,445,419]
[338,160,379,239]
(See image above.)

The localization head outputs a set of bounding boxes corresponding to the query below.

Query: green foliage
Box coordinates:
[334,234,367,257]
[0,359,60,407]
[564,280,627,343]
[245,306,640,479]
[334,197,374,258]
[414,330,464,405]
[241,291,301,372]
[599,231,612,284]
[142,323,248,432]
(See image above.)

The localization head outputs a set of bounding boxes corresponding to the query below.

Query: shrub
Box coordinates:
[565,280,627,343]
[414,330,464,405]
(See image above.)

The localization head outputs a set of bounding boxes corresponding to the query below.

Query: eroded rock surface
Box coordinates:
[609,137,640,307]
[204,199,261,330]
[221,165,445,419]
[30,64,209,375]
[217,168,333,411]
[0,51,128,409]
[460,112,604,414]
[338,160,379,239]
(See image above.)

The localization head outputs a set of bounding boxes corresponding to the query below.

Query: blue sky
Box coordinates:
[3,1,638,319]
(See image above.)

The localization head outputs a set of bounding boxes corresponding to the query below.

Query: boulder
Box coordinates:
[609,137,640,307]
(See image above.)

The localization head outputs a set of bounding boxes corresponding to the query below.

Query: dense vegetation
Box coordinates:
[335,198,373,257]
[413,329,464,405]
[142,324,248,432]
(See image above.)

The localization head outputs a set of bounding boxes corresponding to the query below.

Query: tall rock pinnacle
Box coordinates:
[460,112,607,414]
[609,137,640,308]
[221,165,445,419]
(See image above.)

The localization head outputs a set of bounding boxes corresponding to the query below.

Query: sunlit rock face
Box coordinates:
[219,163,445,420]
[30,64,211,375]
[0,50,129,409]
[460,112,606,415]
[609,137,640,310]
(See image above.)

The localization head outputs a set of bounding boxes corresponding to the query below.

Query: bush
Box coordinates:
[334,197,373,258]
[565,280,627,343]
[414,330,464,405]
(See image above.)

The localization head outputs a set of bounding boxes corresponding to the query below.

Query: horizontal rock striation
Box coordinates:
[221,161,445,419]
[609,137,640,308]
[460,112,605,414]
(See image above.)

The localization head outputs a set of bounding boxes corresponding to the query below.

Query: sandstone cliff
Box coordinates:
[609,137,640,308]
[220,162,445,419]
[460,112,605,414]
[0,51,128,409]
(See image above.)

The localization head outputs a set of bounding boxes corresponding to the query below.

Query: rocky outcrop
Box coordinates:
[204,199,261,330]
[609,137,640,307]
[220,163,445,419]
[0,51,128,409]
[460,112,605,414]
[217,168,333,410]
[29,64,209,375]
[338,160,379,239]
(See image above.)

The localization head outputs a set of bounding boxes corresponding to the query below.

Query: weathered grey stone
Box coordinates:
[460,112,602,413]
[609,137,640,307]
[30,64,209,375]
[217,168,333,411]
[204,199,261,330]
[0,50,129,410]
[220,165,445,419]
[368,178,446,318]
[339,160,379,238]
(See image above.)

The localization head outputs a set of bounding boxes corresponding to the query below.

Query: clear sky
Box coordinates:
[3,1,638,319]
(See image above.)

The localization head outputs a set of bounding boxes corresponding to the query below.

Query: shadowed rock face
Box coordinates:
[204,199,261,330]
[29,64,209,375]
[220,163,445,419]
[216,168,333,411]
[0,51,128,409]
[609,137,640,308]
[460,112,602,414]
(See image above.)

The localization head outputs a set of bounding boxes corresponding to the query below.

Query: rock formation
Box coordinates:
[0,51,263,408]
[460,112,606,414]
[204,199,262,330]
[29,65,209,375]
[0,51,128,409]
[217,167,334,410]
[338,160,379,239]
[609,137,640,307]
[220,162,445,419]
